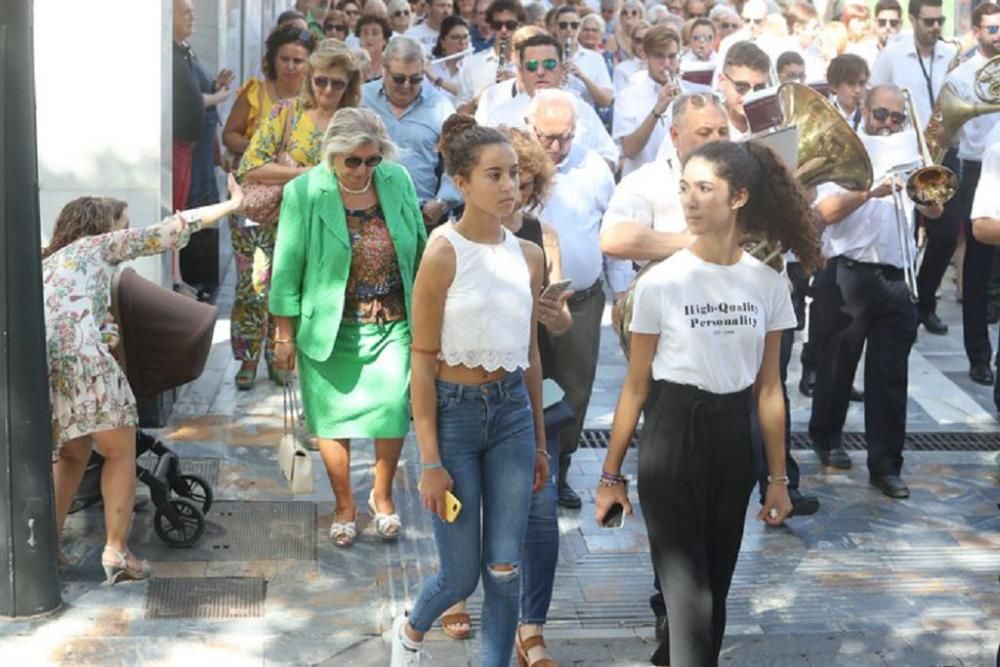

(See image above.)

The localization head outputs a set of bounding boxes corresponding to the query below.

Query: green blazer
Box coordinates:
[268,160,427,361]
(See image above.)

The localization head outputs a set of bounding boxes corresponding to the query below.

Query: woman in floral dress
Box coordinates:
[44,175,243,585]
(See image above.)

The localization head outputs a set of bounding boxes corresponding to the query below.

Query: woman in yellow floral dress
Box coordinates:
[234,41,361,389]
[43,176,242,585]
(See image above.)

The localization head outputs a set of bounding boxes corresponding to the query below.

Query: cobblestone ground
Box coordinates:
[2,242,997,666]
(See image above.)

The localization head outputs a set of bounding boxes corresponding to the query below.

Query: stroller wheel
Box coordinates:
[175,474,214,514]
[153,498,206,548]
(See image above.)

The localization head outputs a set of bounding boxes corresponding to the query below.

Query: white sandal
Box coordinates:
[329,513,357,547]
[368,490,401,540]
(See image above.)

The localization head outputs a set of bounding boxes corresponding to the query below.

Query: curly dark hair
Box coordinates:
[684,141,824,274]
[432,16,471,58]
[500,126,553,211]
[439,114,510,179]
[263,25,318,80]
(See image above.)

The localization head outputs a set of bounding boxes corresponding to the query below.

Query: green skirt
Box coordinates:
[297,320,411,439]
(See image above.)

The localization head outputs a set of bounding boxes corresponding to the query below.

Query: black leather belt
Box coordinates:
[836,256,904,281]
[568,279,603,306]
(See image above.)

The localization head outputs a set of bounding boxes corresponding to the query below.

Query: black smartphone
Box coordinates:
[601,502,625,529]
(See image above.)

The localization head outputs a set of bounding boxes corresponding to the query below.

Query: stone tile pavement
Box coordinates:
[2,248,998,666]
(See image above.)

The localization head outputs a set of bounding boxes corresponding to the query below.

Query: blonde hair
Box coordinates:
[323,107,399,165]
[303,41,363,110]
[615,0,647,57]
[43,196,125,259]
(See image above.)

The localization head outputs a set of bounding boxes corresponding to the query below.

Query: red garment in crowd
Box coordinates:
[172,141,195,212]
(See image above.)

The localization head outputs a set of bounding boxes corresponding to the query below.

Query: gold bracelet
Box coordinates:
[273,338,292,345]
[535,448,551,460]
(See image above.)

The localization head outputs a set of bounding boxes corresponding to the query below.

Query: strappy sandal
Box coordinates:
[368,490,402,540]
[516,625,558,667]
[101,545,152,586]
[441,611,472,640]
[235,368,256,391]
[329,513,357,547]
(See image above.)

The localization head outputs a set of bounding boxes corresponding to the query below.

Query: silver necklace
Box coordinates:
[338,176,373,195]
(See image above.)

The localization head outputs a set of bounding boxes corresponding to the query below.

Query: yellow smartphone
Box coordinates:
[444,490,462,523]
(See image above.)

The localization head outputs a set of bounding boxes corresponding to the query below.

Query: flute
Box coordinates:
[429,48,474,66]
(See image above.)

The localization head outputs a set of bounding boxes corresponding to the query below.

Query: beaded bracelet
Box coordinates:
[598,471,626,487]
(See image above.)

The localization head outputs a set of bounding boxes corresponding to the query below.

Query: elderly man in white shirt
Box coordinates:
[480,33,620,165]
[970,123,1000,411]
[454,0,524,110]
[526,89,617,511]
[552,5,614,108]
[936,2,1000,385]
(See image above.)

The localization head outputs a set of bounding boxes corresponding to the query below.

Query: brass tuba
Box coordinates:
[924,55,1000,163]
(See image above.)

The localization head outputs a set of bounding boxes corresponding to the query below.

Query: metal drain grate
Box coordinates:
[136,454,220,485]
[135,501,316,561]
[145,577,265,619]
[580,429,1000,451]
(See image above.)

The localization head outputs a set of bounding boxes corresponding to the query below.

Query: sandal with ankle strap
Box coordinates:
[101,546,152,585]
[367,490,401,540]
[516,625,558,667]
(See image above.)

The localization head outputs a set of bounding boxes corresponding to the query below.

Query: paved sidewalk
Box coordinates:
[1,250,998,666]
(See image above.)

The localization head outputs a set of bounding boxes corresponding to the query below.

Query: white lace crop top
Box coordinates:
[438,226,533,371]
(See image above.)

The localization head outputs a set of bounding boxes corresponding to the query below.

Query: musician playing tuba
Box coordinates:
[809,84,944,500]
[933,2,1000,386]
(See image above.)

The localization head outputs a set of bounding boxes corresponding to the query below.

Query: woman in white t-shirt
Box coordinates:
[595,140,823,667]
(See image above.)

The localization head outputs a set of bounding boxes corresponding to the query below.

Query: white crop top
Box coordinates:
[438,226,533,371]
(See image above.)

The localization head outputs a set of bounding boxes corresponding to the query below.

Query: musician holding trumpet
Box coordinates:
[809,84,944,499]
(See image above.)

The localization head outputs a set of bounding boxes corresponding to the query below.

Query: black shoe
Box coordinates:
[654,614,667,642]
[788,489,820,517]
[849,387,864,402]
[557,484,582,509]
[970,362,995,386]
[919,312,949,335]
[811,442,852,469]
[798,368,816,397]
[869,474,910,499]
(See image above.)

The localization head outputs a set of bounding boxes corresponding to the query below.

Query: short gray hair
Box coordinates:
[323,108,399,164]
[383,35,424,64]
[526,88,577,124]
[581,13,606,32]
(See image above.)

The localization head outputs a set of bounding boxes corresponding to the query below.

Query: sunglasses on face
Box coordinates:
[491,19,520,31]
[524,58,559,72]
[723,71,766,95]
[324,23,347,32]
[871,107,907,124]
[877,18,901,28]
[721,21,739,30]
[743,17,764,24]
[393,9,411,16]
[343,154,384,168]
[313,76,348,90]
[389,72,424,86]
[918,16,946,27]
[558,21,581,30]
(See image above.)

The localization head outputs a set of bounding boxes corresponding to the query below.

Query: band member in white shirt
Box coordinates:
[405,0,453,52]
[809,84,944,498]
[870,0,957,336]
[596,139,822,667]
[527,89,617,511]
[873,0,904,53]
[938,1,1000,385]
[455,0,524,111]
[552,5,614,108]
[827,53,870,132]
[970,122,1000,411]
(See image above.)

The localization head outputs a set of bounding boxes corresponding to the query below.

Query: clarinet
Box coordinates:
[495,38,510,83]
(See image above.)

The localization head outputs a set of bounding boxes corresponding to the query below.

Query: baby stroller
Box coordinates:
[69,268,218,548]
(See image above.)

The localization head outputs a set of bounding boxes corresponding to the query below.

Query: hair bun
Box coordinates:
[439,113,479,157]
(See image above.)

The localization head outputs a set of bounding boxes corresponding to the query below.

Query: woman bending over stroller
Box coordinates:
[43,175,243,584]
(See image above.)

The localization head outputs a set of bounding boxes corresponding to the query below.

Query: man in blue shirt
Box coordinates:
[362,35,460,228]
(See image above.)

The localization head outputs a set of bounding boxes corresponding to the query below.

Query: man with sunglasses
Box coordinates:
[873,0,903,52]
[456,0,525,110]
[362,36,459,228]
[809,84,944,498]
[405,0,453,53]
[482,33,620,166]
[553,6,614,109]
[934,1,1000,385]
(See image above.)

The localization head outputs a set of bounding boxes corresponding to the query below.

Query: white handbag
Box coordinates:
[278,375,315,494]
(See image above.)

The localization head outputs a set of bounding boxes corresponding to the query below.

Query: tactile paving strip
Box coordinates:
[135,500,316,561]
[145,577,265,619]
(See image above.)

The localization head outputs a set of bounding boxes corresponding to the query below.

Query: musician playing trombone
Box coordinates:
[809,84,944,500]
[935,2,1000,387]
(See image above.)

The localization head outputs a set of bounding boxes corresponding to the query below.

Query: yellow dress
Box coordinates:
[237,97,325,177]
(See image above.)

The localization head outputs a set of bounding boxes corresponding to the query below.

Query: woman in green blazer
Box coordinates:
[270,108,427,547]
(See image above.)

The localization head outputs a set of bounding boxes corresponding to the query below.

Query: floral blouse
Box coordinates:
[343,205,405,323]
[237,97,325,178]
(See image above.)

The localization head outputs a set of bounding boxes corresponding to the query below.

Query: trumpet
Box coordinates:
[900,87,958,207]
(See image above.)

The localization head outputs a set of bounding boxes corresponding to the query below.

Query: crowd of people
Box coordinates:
[39,0,1000,665]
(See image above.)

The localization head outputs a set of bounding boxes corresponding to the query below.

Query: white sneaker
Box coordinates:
[390,613,430,666]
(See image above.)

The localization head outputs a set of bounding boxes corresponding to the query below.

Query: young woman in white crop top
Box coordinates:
[595,141,824,667]
[390,115,549,667]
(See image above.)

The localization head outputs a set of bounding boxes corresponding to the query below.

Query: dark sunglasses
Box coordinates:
[558,21,581,30]
[876,18,901,27]
[324,23,347,32]
[918,16,946,27]
[524,58,559,72]
[743,17,764,24]
[871,107,907,124]
[389,72,424,86]
[723,71,766,95]
[313,75,348,90]
[491,19,520,31]
[720,21,739,30]
[393,9,410,16]
[343,154,384,168]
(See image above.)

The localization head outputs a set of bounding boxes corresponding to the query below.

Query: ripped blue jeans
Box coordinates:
[408,371,536,667]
